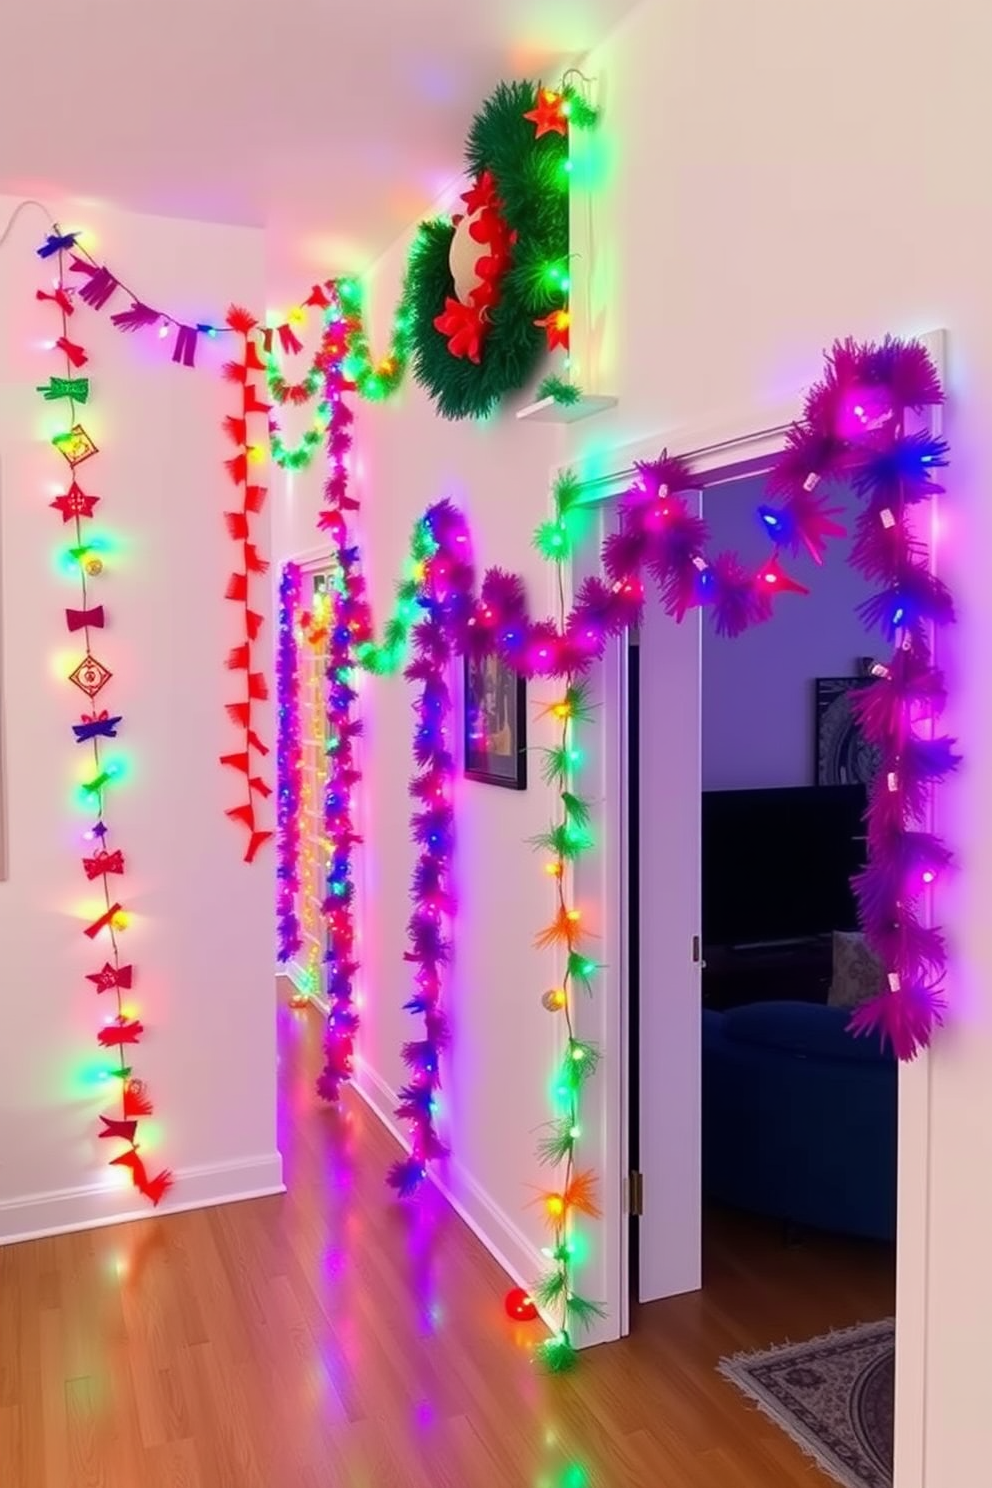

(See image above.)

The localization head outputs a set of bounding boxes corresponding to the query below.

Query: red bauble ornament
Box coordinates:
[504,1287,539,1322]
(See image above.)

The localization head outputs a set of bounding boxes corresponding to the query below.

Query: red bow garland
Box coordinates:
[39,245,171,1208]
[221,306,273,864]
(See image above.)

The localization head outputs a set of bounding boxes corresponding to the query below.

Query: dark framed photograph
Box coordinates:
[464,653,527,789]
[814,675,881,787]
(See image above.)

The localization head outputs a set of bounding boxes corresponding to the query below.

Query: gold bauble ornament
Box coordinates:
[85,557,104,576]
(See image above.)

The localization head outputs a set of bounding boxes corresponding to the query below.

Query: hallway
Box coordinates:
[0,1003,893,1487]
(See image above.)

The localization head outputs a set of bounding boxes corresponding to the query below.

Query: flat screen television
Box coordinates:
[701,784,867,948]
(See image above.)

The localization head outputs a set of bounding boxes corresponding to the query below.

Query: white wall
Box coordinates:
[0,197,281,1240]
[571,3,991,1484]
[273,3,991,1477]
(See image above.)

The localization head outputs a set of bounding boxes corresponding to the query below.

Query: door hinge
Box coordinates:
[691,934,701,964]
[629,1170,644,1217]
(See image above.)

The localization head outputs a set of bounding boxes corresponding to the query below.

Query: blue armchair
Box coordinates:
[702,1001,897,1242]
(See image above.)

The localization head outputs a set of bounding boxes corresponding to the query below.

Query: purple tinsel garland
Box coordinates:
[275,561,302,963]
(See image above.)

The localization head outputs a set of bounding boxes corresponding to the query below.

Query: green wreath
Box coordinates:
[344,80,593,422]
[416,80,569,420]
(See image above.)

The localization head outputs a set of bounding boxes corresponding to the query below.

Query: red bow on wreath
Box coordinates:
[433,299,485,363]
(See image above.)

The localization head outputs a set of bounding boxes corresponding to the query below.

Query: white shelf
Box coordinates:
[516,393,618,425]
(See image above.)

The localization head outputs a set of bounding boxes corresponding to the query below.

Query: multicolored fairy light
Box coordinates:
[276,561,303,963]
[314,291,369,1102]
[265,290,356,471]
[528,473,605,1369]
[386,503,472,1194]
[38,233,171,1207]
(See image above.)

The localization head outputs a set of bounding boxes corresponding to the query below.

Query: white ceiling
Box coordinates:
[0,0,637,273]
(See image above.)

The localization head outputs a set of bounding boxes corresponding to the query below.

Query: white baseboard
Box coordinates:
[352,1058,548,1310]
[278,959,310,994]
[0,1151,285,1247]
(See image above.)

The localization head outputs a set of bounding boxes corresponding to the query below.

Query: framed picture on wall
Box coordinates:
[464,653,527,790]
[814,675,881,786]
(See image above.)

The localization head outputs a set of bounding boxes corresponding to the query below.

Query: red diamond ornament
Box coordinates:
[69,654,112,699]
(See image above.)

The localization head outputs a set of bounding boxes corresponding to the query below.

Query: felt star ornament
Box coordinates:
[524,89,568,138]
[534,309,571,352]
[51,483,99,522]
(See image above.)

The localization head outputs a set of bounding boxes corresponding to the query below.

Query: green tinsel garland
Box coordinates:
[265,313,331,471]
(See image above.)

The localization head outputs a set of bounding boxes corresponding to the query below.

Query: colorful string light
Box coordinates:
[276,561,303,963]
[37,239,172,1207]
[386,504,472,1194]
[265,294,358,471]
[314,294,369,1101]
[529,474,605,1368]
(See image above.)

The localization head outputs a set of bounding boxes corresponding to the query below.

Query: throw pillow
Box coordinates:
[828,930,886,1010]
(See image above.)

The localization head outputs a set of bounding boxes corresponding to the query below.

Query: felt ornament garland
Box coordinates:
[37,235,172,1208]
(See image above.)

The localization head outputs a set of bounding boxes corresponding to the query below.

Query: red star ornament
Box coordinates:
[534,309,571,352]
[51,481,99,523]
[524,89,568,139]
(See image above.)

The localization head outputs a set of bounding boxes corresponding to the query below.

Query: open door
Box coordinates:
[635,491,703,1305]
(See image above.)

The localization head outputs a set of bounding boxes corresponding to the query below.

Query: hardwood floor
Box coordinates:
[0,1002,894,1487]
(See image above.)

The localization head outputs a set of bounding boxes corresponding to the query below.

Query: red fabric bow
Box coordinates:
[98,1018,144,1048]
[83,848,125,880]
[433,299,484,362]
[66,604,105,632]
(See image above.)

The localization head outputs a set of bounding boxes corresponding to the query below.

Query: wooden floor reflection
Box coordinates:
[0,1000,894,1487]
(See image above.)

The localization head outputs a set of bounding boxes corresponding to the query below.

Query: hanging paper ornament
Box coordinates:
[68,654,112,699]
[52,424,98,464]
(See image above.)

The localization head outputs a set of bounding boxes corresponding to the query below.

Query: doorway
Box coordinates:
[579,334,944,1485]
[630,462,898,1299]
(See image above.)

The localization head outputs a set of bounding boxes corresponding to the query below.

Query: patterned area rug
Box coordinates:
[718,1320,895,1488]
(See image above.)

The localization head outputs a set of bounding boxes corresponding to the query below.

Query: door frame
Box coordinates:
[561,328,945,1488]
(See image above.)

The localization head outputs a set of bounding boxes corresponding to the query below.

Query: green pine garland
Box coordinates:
[530,469,606,1371]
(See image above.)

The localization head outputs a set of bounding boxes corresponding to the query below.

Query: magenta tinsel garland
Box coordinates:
[769,336,957,1060]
